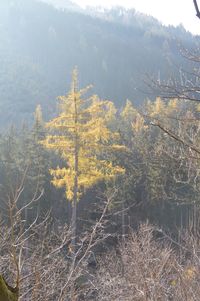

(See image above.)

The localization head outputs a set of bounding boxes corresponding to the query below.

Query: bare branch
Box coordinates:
[151,121,200,155]
[193,0,200,19]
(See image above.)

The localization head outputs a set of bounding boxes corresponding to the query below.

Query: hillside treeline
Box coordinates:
[1,94,200,300]
[0,96,199,231]
[0,0,199,127]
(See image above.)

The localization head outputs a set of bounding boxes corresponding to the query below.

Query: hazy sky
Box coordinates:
[72,0,200,35]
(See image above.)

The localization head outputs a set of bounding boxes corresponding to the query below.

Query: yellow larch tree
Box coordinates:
[42,68,125,242]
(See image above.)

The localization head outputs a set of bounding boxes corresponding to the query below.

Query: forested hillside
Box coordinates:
[0,0,199,127]
[2,1,200,300]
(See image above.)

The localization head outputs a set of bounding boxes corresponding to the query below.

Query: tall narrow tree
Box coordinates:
[43,68,125,245]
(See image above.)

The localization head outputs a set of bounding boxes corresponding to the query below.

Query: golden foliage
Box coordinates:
[42,68,125,201]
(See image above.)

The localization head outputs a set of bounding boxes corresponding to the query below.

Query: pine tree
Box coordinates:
[29,105,47,191]
[43,68,125,244]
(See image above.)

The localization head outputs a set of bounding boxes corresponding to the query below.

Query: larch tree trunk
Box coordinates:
[71,80,79,253]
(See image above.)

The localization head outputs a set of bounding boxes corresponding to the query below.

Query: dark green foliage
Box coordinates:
[0,0,199,127]
[0,121,52,219]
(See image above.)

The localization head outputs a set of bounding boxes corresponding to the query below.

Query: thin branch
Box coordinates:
[58,190,116,301]
[151,122,200,155]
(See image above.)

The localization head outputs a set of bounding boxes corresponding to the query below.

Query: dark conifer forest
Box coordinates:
[0,0,198,126]
[1,1,200,300]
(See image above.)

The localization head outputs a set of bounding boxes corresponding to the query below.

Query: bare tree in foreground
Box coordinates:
[95,223,200,301]
[0,170,115,300]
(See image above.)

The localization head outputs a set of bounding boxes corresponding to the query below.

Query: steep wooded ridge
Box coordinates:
[0,0,199,127]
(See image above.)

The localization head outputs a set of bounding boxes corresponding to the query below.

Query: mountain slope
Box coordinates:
[0,0,199,127]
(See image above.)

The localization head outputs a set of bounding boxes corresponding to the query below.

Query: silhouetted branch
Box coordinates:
[193,0,200,19]
[145,73,200,102]
[151,121,200,155]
